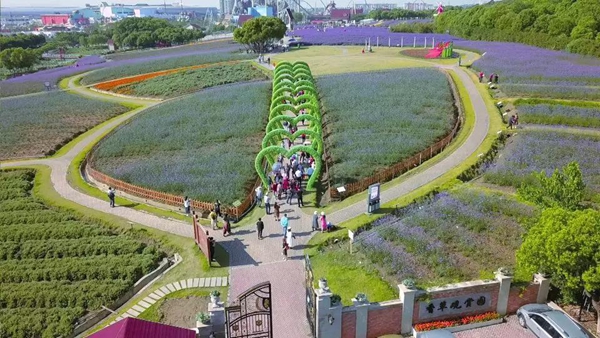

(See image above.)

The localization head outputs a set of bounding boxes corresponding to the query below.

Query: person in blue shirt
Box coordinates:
[280,214,289,236]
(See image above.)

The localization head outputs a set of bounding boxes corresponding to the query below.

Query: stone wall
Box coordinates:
[316,271,552,338]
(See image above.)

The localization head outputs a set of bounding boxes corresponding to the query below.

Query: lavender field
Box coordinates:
[0,41,241,98]
[318,69,456,186]
[514,100,600,128]
[484,130,600,193]
[290,26,456,46]
[92,82,270,205]
[356,187,537,286]
[456,41,600,99]
[0,92,129,160]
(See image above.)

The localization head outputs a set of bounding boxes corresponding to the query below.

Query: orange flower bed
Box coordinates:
[414,312,501,332]
[93,61,241,92]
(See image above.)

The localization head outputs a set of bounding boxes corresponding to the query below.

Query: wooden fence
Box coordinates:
[84,125,260,220]
[192,212,212,263]
[329,73,464,200]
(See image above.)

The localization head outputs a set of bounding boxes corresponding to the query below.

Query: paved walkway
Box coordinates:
[2,62,492,335]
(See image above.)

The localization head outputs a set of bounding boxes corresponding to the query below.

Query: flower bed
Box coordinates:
[414,312,502,332]
[90,81,270,205]
[93,60,242,92]
[317,68,456,188]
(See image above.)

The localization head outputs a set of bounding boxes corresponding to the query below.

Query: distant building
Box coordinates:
[100,2,135,21]
[248,6,274,17]
[134,7,158,17]
[330,8,363,20]
[186,23,202,29]
[354,3,397,13]
[41,14,70,26]
[238,14,253,25]
[404,2,435,11]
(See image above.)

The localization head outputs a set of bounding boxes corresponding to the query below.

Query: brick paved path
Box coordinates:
[1,64,491,336]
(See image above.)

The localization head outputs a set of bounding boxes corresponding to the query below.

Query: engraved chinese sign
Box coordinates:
[418,293,492,320]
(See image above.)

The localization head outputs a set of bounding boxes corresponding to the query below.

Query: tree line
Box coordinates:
[435,0,600,57]
[0,17,205,72]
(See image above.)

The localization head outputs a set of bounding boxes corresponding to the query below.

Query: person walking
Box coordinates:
[255,186,263,207]
[478,72,484,83]
[489,73,495,83]
[214,200,221,217]
[320,212,327,232]
[280,213,289,236]
[282,238,289,261]
[256,218,264,240]
[183,196,191,216]
[514,112,519,127]
[286,227,296,249]
[286,187,293,205]
[264,193,271,215]
[312,211,319,231]
[107,187,115,208]
[297,188,304,207]
[209,209,218,230]
[222,214,232,236]
[274,202,281,221]
[494,73,499,84]
[508,115,514,129]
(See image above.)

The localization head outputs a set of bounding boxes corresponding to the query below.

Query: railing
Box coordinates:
[84,119,259,220]
[329,72,464,200]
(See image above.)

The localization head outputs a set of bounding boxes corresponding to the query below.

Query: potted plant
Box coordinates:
[354,293,368,303]
[402,278,416,289]
[318,277,328,291]
[210,290,221,304]
[330,294,341,307]
[196,312,210,326]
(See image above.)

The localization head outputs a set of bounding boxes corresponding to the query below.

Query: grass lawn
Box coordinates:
[272,46,428,76]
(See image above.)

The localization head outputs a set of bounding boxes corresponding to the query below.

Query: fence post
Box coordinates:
[534,273,551,304]
[495,269,513,316]
[401,37,404,48]
[352,295,369,338]
[399,284,418,334]
[413,36,416,48]
[315,281,342,338]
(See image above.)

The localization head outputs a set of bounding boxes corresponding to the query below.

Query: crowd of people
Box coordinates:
[478,71,499,84]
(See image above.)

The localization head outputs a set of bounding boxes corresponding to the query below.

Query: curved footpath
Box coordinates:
[1,64,490,337]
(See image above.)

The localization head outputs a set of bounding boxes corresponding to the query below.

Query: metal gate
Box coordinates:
[225,281,273,338]
[305,255,317,337]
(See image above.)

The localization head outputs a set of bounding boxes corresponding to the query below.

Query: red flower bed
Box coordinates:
[414,312,501,332]
[93,60,240,92]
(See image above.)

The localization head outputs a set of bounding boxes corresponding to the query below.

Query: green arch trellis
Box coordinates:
[255,62,323,190]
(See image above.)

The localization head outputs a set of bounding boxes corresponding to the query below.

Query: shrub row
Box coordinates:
[0,222,110,242]
[0,253,162,283]
[0,209,77,226]
[0,236,148,260]
[0,280,131,309]
[0,307,85,338]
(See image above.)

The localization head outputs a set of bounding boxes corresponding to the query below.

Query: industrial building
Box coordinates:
[404,2,436,11]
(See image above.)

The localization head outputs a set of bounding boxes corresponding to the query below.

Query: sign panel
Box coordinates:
[348,230,355,242]
[366,183,381,213]
[418,292,492,320]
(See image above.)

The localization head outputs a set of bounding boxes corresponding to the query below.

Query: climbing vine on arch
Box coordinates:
[255,61,324,190]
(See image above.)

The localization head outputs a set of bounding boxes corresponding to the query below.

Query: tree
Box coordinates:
[516,207,600,334]
[136,32,154,48]
[518,161,585,211]
[0,47,40,71]
[79,36,89,48]
[234,17,286,53]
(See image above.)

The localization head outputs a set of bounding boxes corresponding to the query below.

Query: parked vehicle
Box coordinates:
[517,304,590,338]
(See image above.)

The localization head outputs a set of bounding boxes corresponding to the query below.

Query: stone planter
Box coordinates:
[211,295,220,305]
[413,318,503,337]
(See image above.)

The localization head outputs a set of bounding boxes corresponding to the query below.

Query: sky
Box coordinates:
[1,0,483,12]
